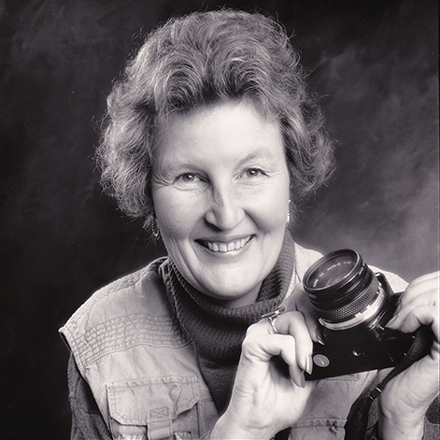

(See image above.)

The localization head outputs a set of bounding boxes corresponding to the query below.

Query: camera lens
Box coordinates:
[303,249,382,327]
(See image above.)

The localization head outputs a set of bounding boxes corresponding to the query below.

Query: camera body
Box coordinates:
[303,250,430,380]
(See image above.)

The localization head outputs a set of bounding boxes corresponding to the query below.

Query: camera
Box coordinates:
[303,249,431,380]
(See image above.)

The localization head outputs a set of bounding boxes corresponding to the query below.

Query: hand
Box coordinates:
[211,310,315,439]
[283,283,325,345]
[378,271,440,440]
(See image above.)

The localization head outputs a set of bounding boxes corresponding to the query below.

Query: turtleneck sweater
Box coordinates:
[161,231,296,413]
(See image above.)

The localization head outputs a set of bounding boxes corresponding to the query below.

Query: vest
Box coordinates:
[59,244,408,440]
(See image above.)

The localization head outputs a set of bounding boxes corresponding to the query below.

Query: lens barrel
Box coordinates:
[303,249,381,324]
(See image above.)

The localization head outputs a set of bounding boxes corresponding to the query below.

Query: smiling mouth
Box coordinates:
[197,236,253,253]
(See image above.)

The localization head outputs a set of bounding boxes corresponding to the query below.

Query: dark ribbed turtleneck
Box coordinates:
[161,231,296,413]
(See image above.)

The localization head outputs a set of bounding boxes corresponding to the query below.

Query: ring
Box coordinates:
[261,306,285,334]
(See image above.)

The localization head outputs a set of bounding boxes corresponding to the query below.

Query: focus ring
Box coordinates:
[316,275,380,322]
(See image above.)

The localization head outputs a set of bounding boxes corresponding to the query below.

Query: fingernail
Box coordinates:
[315,330,325,345]
[306,355,313,375]
[386,314,398,328]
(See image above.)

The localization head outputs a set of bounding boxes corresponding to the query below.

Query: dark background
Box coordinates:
[0,0,438,438]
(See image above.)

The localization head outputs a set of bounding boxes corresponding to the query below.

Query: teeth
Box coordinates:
[205,237,251,253]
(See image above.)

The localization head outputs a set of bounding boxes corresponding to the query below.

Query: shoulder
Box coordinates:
[367,264,408,293]
[59,257,187,369]
[293,243,323,279]
[63,257,168,326]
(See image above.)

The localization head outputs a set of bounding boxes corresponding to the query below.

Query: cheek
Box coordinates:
[152,188,201,240]
[250,181,290,229]
[259,204,289,233]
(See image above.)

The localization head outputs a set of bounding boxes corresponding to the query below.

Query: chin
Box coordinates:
[197,278,260,307]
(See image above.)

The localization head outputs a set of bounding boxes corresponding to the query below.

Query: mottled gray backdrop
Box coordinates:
[0,0,438,438]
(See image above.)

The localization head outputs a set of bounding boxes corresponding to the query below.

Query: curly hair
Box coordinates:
[97,9,334,228]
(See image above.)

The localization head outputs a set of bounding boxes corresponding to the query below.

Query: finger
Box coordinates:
[284,285,324,345]
[388,305,439,339]
[390,291,438,326]
[398,288,438,311]
[388,272,439,326]
[397,272,439,307]
[274,334,305,387]
[242,330,305,387]
[267,311,313,373]
[406,271,440,291]
[388,280,439,330]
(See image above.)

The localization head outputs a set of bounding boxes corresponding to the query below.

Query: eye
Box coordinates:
[177,173,200,182]
[243,167,267,178]
[174,172,208,188]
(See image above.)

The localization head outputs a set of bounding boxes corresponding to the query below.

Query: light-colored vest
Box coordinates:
[60,245,408,440]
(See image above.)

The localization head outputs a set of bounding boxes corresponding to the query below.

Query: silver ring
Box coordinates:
[261,306,285,334]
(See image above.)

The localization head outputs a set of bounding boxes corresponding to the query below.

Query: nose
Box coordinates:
[204,182,245,231]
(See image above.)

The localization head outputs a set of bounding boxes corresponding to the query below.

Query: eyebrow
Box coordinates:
[236,148,280,166]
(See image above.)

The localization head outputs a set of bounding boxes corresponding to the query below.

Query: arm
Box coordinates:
[67,354,113,440]
[353,381,439,440]
[378,271,440,440]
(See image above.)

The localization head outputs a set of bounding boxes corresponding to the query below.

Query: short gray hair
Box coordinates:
[97,9,335,228]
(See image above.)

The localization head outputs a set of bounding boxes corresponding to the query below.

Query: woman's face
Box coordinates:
[152,100,291,307]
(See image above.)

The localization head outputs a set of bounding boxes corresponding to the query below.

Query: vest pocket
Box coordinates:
[108,375,200,440]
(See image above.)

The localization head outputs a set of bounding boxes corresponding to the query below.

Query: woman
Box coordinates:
[60,10,439,440]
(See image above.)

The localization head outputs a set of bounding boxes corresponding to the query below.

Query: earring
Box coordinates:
[152,217,161,240]
[286,200,291,226]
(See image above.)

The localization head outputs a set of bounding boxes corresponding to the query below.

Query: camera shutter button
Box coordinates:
[313,354,330,367]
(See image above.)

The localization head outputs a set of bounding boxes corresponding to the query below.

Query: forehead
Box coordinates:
[155,100,284,165]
